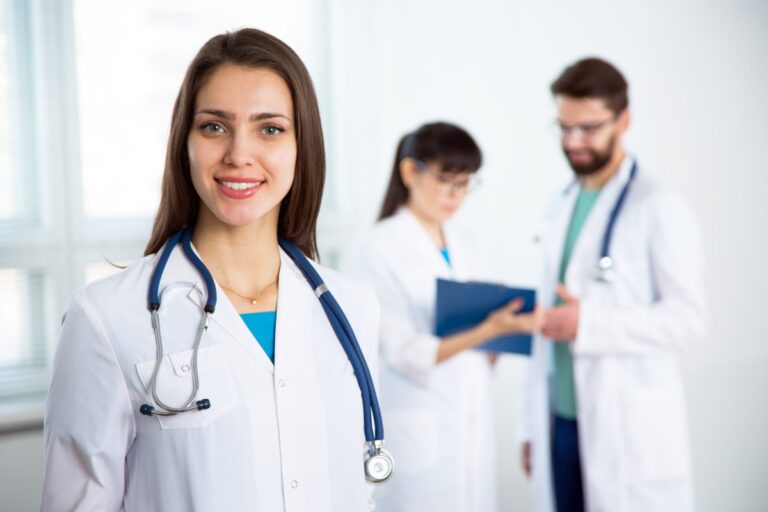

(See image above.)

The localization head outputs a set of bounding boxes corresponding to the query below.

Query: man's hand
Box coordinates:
[521,442,532,478]
[483,299,543,337]
[542,284,580,341]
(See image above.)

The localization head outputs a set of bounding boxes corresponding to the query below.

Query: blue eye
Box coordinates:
[262,125,284,136]
[201,122,225,134]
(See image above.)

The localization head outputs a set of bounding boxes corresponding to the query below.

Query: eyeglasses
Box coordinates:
[555,116,617,139]
[414,160,480,194]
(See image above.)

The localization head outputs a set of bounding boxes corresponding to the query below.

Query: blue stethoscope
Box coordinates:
[139,227,393,484]
[594,159,637,283]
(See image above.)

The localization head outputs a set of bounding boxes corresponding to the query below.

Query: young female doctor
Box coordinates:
[349,122,541,511]
[42,28,386,511]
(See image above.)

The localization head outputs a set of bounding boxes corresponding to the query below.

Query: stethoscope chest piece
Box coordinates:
[595,256,616,283]
[364,441,394,484]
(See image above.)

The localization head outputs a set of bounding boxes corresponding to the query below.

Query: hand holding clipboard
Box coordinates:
[435,278,539,355]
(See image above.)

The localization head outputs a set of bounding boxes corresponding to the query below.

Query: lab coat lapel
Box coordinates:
[153,240,203,290]
[565,156,633,297]
[441,221,465,280]
[153,240,210,313]
[543,184,578,308]
[397,208,453,278]
[161,238,281,372]
[273,249,314,368]
[207,283,275,371]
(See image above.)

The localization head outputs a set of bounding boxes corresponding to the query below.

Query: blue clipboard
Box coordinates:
[435,278,535,356]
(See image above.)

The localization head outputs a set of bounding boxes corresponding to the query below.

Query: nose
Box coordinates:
[446,183,466,197]
[223,130,255,167]
[561,130,586,150]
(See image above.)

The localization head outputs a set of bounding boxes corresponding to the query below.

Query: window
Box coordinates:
[0,0,57,400]
[0,0,332,403]
[0,0,34,225]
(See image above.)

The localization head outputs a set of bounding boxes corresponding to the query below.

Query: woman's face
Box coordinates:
[188,64,296,230]
[401,158,473,224]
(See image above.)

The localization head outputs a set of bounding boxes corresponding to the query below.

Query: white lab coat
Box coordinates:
[349,208,497,512]
[42,241,381,512]
[520,157,707,512]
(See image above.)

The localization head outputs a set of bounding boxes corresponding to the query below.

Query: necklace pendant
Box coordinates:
[251,299,257,305]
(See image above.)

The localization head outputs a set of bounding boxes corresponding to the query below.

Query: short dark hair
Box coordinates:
[551,57,629,114]
[378,122,482,220]
[145,28,325,259]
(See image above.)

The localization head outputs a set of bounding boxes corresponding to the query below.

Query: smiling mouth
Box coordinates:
[214,178,266,191]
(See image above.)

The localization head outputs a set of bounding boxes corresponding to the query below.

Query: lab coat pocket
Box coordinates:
[135,344,240,429]
[623,387,691,481]
[387,409,439,473]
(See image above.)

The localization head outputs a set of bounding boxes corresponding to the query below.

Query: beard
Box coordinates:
[563,134,615,176]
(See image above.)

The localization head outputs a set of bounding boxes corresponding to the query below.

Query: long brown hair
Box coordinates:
[144,28,325,259]
[378,122,482,220]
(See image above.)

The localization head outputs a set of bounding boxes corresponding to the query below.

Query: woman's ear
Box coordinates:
[399,157,419,189]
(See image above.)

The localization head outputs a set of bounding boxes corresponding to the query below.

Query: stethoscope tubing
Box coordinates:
[278,238,383,442]
[559,159,638,282]
[143,228,384,444]
[144,309,210,415]
[599,159,638,264]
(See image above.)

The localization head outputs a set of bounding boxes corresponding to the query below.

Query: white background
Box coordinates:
[330,0,768,510]
[1,0,766,510]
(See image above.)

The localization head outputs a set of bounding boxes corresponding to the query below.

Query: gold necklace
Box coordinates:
[219,279,277,306]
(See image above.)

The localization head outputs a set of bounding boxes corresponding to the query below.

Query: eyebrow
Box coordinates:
[194,109,292,122]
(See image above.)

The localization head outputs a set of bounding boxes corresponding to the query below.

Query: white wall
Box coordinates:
[2,1,766,510]
[0,428,43,512]
[330,0,768,510]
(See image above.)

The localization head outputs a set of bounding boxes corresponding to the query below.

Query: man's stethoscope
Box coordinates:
[139,227,394,484]
[594,159,637,283]
[548,159,638,283]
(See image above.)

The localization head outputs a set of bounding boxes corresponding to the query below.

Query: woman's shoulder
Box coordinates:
[364,209,413,241]
[66,253,157,320]
[54,254,157,357]
[354,210,418,262]
[84,253,156,297]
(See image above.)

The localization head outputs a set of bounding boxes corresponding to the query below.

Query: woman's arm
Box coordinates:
[436,299,541,363]
[42,291,135,512]
[349,243,542,382]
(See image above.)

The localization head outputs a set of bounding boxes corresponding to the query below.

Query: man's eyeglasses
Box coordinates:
[414,160,480,194]
[555,116,617,139]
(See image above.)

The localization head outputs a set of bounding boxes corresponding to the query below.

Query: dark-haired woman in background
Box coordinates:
[350,122,541,511]
[42,28,381,511]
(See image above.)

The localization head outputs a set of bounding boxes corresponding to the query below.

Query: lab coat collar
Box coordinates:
[596,153,635,192]
[546,154,636,296]
[148,239,206,301]
[151,237,314,373]
[393,207,459,277]
[272,250,314,368]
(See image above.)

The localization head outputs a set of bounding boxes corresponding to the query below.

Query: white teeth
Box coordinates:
[219,180,263,191]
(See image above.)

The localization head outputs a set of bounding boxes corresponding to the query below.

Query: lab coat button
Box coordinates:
[278,379,286,388]
[291,480,298,488]
[181,364,191,373]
